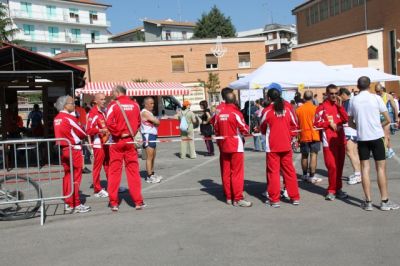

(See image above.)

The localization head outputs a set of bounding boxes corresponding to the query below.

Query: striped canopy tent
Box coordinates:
[76,81,190,96]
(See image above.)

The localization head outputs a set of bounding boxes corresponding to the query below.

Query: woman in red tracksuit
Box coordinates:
[260,85,300,208]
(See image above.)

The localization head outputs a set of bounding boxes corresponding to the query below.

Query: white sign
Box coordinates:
[175,83,206,112]
[239,89,264,109]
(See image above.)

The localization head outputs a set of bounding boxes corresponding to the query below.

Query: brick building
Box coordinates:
[83,37,266,103]
[292,0,400,92]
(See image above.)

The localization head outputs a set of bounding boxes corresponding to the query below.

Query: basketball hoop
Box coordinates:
[211,36,227,58]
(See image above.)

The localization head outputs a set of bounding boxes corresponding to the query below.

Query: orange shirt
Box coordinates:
[295,101,320,142]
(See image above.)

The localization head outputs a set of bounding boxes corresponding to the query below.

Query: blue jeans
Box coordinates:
[253,135,265,151]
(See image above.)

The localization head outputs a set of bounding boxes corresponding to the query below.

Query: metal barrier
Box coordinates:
[0,138,73,226]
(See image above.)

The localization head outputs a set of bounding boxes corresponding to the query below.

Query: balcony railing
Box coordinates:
[10,9,110,27]
[16,32,105,44]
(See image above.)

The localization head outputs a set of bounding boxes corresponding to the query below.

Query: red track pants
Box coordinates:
[61,148,82,208]
[108,139,143,207]
[323,141,345,194]
[220,152,244,202]
[92,146,109,193]
[267,151,300,203]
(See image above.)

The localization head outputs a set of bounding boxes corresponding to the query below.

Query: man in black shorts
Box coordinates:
[348,76,399,211]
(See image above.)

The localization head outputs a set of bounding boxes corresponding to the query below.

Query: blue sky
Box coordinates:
[105,0,305,34]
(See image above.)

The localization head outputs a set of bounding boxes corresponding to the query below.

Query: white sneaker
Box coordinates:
[348,174,362,185]
[74,204,91,213]
[64,204,74,213]
[146,175,161,184]
[301,174,309,181]
[281,189,289,200]
[94,189,109,198]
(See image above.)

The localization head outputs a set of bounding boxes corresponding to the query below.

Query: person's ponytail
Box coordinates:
[267,89,284,115]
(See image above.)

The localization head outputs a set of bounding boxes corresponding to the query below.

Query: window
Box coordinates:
[69,8,79,22]
[389,30,397,75]
[91,30,100,43]
[165,30,171,40]
[368,46,378,60]
[24,46,37,52]
[330,0,340,16]
[46,5,56,18]
[171,55,185,72]
[89,11,98,24]
[50,48,61,55]
[182,31,187,40]
[319,0,329,21]
[238,52,251,68]
[352,0,365,6]
[23,24,34,36]
[341,0,352,12]
[70,29,81,42]
[162,96,179,111]
[269,45,274,51]
[21,2,32,17]
[48,26,59,40]
[205,54,218,70]
[310,4,319,24]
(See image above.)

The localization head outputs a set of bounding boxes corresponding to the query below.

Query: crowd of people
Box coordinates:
[52,76,399,213]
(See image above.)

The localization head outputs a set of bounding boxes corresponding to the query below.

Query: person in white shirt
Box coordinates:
[141,97,162,184]
[339,88,361,185]
[348,76,399,211]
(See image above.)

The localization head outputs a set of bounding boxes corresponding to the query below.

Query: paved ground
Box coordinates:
[1,134,400,266]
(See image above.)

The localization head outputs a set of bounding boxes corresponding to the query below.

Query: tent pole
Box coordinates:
[11,48,15,71]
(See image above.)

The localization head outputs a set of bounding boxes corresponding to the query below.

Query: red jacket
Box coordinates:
[54,111,87,147]
[314,100,348,147]
[87,105,108,148]
[214,103,249,153]
[106,96,141,141]
[260,103,298,152]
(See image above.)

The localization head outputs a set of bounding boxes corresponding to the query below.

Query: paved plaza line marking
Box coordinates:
[143,152,302,193]
[142,156,219,192]
[145,182,265,194]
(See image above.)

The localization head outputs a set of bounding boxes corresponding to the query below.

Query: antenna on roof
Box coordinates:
[177,0,182,22]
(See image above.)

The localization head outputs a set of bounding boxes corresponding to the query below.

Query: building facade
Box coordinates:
[2,0,111,56]
[110,19,195,43]
[237,23,297,54]
[84,37,266,103]
[292,0,400,91]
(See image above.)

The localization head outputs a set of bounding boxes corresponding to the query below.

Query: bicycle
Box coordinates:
[0,175,42,221]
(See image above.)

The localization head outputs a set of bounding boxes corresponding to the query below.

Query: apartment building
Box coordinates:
[110,19,195,42]
[237,23,297,53]
[292,0,400,91]
[2,0,111,56]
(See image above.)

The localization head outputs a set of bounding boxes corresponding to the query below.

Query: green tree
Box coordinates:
[193,6,236,39]
[0,3,19,42]
[202,72,220,103]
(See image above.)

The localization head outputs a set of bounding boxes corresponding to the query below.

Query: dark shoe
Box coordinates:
[82,167,92,174]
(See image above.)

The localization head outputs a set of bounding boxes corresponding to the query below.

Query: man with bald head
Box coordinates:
[295,90,322,183]
[87,93,110,198]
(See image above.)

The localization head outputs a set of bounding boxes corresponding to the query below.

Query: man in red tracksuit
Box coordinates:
[314,84,349,200]
[214,92,252,207]
[54,95,91,213]
[260,83,300,207]
[87,93,110,198]
[106,86,144,211]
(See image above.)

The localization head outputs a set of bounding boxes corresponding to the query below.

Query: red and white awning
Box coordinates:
[76,82,190,96]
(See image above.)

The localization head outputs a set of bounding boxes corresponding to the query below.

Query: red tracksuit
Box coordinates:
[314,100,348,194]
[214,103,249,202]
[54,111,87,208]
[106,96,143,207]
[260,104,300,203]
[87,106,109,193]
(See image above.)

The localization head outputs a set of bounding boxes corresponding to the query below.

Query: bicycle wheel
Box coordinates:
[0,176,42,221]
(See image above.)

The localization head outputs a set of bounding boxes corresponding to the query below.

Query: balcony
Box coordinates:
[10,9,110,27]
[16,32,105,45]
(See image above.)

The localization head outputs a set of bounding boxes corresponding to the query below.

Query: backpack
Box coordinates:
[179,114,189,132]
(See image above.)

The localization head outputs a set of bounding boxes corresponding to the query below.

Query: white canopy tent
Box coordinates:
[230,61,400,90]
